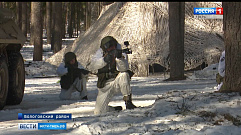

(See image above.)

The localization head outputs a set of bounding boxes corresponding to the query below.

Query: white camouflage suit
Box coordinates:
[90,44,132,115]
[217,50,225,91]
[57,62,88,100]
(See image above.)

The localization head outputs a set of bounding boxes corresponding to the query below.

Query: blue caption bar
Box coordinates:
[18,123,67,130]
[18,113,72,120]
[194,8,216,15]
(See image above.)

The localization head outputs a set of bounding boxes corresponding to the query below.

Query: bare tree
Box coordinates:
[52,2,62,54]
[166,2,186,81]
[222,2,241,92]
[32,2,43,61]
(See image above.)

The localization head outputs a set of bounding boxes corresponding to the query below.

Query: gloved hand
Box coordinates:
[115,49,122,58]
[104,53,113,63]
[72,68,90,80]
[73,68,90,75]
[65,63,74,74]
[78,69,90,75]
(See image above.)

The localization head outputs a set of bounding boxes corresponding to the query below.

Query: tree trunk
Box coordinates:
[80,3,85,32]
[167,2,185,81]
[16,2,22,30]
[32,2,43,61]
[51,2,55,50]
[62,2,67,38]
[21,2,27,38]
[223,2,241,92]
[68,2,74,38]
[52,2,62,54]
[0,2,5,8]
[85,2,91,30]
[27,2,31,34]
[98,2,103,16]
[76,2,82,37]
[46,2,51,44]
[73,3,76,37]
[103,2,113,6]
[30,3,34,45]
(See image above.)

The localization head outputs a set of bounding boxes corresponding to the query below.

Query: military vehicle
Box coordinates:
[0,8,26,109]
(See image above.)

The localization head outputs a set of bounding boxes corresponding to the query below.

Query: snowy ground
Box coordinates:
[0,38,241,135]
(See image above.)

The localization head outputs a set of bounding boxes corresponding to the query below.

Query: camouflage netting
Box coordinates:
[46,2,224,77]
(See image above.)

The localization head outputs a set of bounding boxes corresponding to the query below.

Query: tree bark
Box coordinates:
[223,2,241,92]
[46,2,51,44]
[32,2,43,61]
[167,2,185,81]
[52,2,62,54]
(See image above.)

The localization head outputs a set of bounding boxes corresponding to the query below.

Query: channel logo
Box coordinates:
[194,7,223,19]
[194,7,223,15]
[18,123,67,130]
[18,123,38,130]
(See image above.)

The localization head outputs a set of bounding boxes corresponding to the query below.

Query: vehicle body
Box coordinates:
[0,8,26,109]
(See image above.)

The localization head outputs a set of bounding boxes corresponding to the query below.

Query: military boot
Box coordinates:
[113,106,122,111]
[123,94,137,109]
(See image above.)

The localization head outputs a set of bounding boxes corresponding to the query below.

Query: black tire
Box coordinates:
[6,52,25,105]
[0,57,9,109]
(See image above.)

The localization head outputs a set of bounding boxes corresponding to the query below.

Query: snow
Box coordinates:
[0,38,241,135]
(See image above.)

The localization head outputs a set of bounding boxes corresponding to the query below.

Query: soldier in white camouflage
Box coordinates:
[90,36,137,115]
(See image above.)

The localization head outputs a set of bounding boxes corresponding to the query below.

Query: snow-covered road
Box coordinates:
[1,39,241,135]
[2,74,241,135]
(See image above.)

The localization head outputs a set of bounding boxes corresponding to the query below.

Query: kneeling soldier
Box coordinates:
[90,36,137,115]
[57,52,90,100]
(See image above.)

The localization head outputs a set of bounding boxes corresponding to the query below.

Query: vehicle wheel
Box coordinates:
[0,57,9,109]
[6,52,25,105]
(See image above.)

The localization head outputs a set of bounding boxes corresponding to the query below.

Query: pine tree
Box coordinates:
[46,2,51,44]
[32,2,43,61]
[222,2,241,92]
[52,2,62,53]
[167,2,186,81]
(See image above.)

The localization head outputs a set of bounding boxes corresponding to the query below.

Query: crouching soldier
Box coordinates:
[57,52,90,100]
[90,36,137,115]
